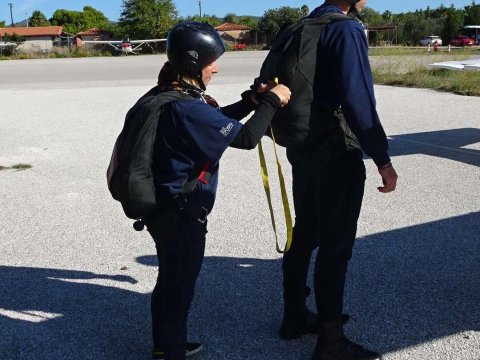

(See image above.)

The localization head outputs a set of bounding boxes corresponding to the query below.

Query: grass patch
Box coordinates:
[370,48,480,96]
[0,47,114,61]
[369,46,479,57]
[373,68,480,96]
[11,163,33,170]
[0,163,33,171]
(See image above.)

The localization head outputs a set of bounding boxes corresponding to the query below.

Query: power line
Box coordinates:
[8,3,14,27]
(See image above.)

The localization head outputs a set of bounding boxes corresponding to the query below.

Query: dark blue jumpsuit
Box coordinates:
[282,3,391,322]
[147,98,241,359]
[144,89,280,360]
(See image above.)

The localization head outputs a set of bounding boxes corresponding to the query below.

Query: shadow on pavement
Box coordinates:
[1,212,478,359]
[347,211,480,353]
[0,268,150,360]
[389,128,480,167]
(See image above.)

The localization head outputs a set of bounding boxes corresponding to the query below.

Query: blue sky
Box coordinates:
[1,1,475,23]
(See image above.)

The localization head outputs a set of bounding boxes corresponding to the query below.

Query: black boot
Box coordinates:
[279,287,319,340]
[312,319,382,360]
[279,305,318,339]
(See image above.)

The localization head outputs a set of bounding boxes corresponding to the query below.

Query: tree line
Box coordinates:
[2,0,480,45]
[362,2,480,44]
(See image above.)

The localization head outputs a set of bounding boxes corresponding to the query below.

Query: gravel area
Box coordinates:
[0,52,479,360]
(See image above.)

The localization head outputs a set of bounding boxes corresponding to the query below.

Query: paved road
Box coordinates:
[0,53,479,360]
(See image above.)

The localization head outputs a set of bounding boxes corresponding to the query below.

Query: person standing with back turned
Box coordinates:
[278,1,398,360]
[138,22,291,360]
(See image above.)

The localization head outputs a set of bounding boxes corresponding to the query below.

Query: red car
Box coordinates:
[449,35,475,46]
[233,43,247,50]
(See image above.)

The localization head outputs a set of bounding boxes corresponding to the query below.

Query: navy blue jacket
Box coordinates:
[311,3,390,167]
[152,91,280,212]
[153,98,242,212]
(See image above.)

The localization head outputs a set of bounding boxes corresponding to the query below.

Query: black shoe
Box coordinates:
[312,336,382,360]
[279,307,319,339]
[279,310,351,340]
[152,342,203,359]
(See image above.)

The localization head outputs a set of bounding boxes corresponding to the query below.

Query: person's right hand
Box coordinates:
[269,84,291,107]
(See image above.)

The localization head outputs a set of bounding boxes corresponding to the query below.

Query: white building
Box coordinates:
[0,26,63,53]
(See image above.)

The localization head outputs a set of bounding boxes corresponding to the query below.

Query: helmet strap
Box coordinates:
[198,77,206,91]
[178,79,205,95]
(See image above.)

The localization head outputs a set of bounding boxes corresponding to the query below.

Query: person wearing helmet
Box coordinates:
[140,22,291,360]
[278,1,397,360]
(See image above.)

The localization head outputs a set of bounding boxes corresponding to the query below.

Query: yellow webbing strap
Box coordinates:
[258,128,293,253]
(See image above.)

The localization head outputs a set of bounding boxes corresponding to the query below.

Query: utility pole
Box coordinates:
[198,0,202,18]
[8,3,14,27]
[26,12,28,27]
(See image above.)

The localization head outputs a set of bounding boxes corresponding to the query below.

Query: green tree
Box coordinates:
[441,5,465,43]
[258,6,306,43]
[119,0,178,39]
[223,13,237,23]
[382,10,393,23]
[362,7,384,26]
[430,5,449,19]
[0,20,5,27]
[51,7,111,33]
[464,1,480,24]
[2,33,25,43]
[301,5,309,17]
[82,6,111,30]
[238,16,257,30]
[179,15,220,27]
[0,33,24,55]
[401,13,427,43]
[424,17,444,36]
[29,10,50,27]
[50,9,84,33]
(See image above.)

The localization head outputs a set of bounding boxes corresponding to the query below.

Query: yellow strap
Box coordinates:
[258,128,293,253]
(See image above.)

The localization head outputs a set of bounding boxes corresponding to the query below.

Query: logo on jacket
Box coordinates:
[220,122,234,137]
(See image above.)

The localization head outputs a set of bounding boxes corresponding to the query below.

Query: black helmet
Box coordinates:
[167,22,225,81]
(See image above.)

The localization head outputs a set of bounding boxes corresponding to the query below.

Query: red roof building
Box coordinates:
[214,23,252,47]
[0,26,64,53]
[215,23,251,32]
[77,28,112,38]
[0,26,63,37]
[76,28,112,48]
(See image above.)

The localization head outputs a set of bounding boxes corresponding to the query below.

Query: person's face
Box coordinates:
[355,0,368,12]
[201,61,218,87]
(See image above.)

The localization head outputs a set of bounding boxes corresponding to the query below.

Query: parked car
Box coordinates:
[233,43,247,50]
[418,35,442,46]
[449,35,475,46]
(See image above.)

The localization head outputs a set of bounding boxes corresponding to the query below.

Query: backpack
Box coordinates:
[106,87,196,220]
[253,13,354,147]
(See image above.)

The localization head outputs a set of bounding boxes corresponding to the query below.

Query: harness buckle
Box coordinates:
[197,207,208,223]
[172,194,187,211]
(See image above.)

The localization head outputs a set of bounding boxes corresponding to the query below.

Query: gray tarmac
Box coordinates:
[0,52,479,360]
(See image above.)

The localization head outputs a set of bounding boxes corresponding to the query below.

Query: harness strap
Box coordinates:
[197,161,212,184]
[258,128,293,253]
[181,161,215,193]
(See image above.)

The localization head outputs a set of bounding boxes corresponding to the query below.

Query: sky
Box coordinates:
[1,0,475,23]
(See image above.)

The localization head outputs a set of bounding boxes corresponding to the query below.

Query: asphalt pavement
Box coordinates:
[0,52,479,360]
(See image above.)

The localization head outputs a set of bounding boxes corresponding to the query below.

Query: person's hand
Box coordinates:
[377,163,398,193]
[256,82,276,93]
[269,84,291,106]
[247,81,277,105]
